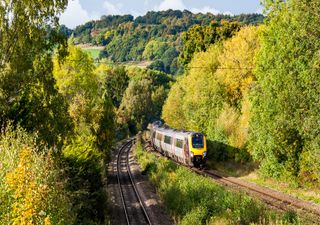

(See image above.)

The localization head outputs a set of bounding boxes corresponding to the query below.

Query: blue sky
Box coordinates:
[60,0,262,28]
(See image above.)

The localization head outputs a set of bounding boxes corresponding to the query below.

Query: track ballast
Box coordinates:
[116,140,152,225]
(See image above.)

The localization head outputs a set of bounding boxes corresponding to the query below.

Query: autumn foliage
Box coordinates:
[163,26,260,162]
[163,0,320,186]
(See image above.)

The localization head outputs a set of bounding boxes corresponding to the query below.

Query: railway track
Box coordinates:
[144,141,320,222]
[116,140,153,225]
[193,168,320,222]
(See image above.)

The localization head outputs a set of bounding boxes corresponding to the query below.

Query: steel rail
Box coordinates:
[126,143,153,225]
[116,141,131,225]
[117,140,152,225]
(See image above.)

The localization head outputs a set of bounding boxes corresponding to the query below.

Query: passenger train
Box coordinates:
[148,121,207,167]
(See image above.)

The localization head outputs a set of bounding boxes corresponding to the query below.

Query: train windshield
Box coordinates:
[192,134,204,148]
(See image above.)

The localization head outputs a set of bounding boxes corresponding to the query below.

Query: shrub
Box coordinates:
[250,0,320,184]
[0,126,74,225]
[62,134,106,225]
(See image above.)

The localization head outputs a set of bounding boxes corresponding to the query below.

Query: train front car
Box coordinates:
[188,133,207,167]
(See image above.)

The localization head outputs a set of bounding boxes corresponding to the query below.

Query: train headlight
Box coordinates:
[203,151,207,158]
[190,152,194,158]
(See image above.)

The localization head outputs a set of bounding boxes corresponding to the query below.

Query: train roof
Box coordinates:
[151,123,202,138]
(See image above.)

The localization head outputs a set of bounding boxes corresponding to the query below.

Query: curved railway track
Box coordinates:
[144,141,320,222]
[117,140,153,225]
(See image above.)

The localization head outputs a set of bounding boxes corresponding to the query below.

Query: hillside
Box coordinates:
[61,10,264,74]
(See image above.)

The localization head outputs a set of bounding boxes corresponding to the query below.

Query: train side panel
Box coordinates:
[172,135,186,164]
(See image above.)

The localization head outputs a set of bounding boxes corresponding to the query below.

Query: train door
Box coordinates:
[172,136,176,161]
[151,130,156,146]
[183,138,190,166]
[160,133,165,154]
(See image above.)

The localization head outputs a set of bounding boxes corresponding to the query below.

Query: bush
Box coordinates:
[0,126,74,225]
[250,0,320,184]
[62,134,106,225]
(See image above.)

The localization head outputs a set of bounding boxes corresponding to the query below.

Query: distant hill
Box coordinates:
[60,10,264,74]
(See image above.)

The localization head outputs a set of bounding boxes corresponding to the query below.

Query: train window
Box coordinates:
[176,139,183,148]
[192,134,204,148]
[164,135,172,144]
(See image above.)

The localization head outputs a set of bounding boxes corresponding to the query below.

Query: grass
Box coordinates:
[134,136,312,225]
[206,156,320,205]
[82,48,102,60]
[241,173,320,205]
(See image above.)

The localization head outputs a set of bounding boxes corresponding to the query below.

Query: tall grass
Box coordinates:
[134,137,310,225]
[0,126,74,225]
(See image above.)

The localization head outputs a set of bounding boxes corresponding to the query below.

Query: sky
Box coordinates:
[60,0,263,28]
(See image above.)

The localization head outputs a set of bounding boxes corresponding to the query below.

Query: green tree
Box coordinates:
[53,43,101,138]
[163,45,223,133]
[118,78,153,132]
[179,21,241,66]
[53,42,99,100]
[250,0,320,183]
[96,64,129,108]
[0,0,70,147]
[142,40,169,60]
[148,60,165,72]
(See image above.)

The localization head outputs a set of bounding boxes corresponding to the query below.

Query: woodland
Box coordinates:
[0,0,319,224]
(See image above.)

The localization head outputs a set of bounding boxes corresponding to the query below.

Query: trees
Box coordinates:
[249,0,320,183]
[163,26,261,161]
[118,78,153,132]
[72,11,264,75]
[96,64,129,108]
[53,43,114,150]
[117,68,172,133]
[53,44,115,224]
[0,0,69,147]
[163,45,223,133]
[215,26,260,150]
[179,21,241,66]
[142,40,169,60]
[53,43,99,100]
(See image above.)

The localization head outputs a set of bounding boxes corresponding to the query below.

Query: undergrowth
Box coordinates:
[134,137,311,225]
[0,126,74,225]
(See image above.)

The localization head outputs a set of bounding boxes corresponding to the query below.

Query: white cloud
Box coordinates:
[191,6,234,16]
[130,10,142,18]
[223,11,234,16]
[103,1,123,15]
[60,0,98,28]
[191,6,220,15]
[156,0,186,11]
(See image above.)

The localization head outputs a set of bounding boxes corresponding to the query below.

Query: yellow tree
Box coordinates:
[215,26,261,149]
[162,45,223,132]
[217,26,261,107]
[162,78,187,130]
[53,42,101,127]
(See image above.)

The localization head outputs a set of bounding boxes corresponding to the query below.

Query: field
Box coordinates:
[78,45,104,60]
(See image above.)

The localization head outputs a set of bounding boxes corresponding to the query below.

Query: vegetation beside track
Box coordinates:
[134,137,311,225]
[0,126,74,224]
